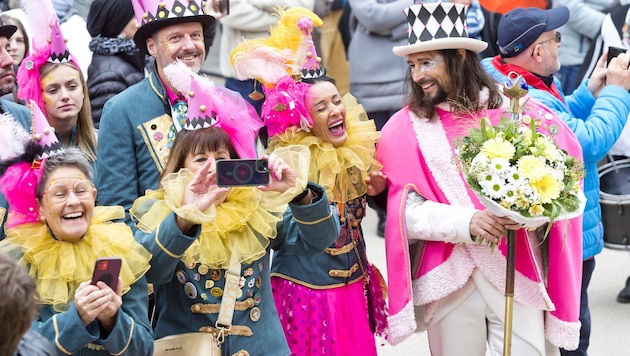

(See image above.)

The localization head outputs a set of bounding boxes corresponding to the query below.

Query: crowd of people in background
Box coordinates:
[1,0,630,355]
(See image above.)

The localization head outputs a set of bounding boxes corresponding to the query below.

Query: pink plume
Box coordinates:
[0,113,30,161]
[20,0,58,50]
[163,61,193,95]
[161,61,263,159]
[231,42,295,88]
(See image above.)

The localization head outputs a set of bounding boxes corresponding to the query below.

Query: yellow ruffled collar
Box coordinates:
[133,186,283,270]
[268,93,382,203]
[0,206,151,312]
[184,187,282,269]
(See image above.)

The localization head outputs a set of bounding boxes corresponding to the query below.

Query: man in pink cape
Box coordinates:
[376,2,584,355]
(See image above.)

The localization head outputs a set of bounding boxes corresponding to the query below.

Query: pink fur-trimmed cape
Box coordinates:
[377,97,584,350]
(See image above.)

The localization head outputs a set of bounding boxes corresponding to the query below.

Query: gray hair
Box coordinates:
[36,148,93,198]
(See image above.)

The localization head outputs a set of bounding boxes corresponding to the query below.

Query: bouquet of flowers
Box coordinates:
[456,76,585,240]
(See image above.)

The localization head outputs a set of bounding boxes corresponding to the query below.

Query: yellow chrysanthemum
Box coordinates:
[481,137,515,160]
[529,204,545,216]
[517,155,546,181]
[534,173,561,203]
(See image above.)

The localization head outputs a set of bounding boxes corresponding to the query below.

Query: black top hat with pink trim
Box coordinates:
[132,0,215,54]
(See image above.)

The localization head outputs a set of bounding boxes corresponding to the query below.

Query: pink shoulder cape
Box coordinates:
[377,98,583,350]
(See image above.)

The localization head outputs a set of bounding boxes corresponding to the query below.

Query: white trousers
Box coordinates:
[421,270,560,356]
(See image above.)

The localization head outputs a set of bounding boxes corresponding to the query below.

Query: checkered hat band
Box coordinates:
[142,0,202,25]
[405,4,468,44]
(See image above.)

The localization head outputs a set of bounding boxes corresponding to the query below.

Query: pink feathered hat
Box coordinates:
[163,61,262,159]
[230,7,325,139]
[0,100,62,228]
[17,0,80,114]
[131,0,215,54]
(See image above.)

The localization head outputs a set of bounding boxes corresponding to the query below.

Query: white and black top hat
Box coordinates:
[393,2,487,57]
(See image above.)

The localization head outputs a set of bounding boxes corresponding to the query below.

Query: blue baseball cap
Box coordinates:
[497,6,569,58]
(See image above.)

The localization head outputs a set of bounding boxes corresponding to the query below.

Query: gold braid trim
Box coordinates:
[190,298,256,314]
[199,325,253,337]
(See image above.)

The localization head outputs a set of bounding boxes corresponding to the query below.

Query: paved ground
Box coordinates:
[361,207,630,355]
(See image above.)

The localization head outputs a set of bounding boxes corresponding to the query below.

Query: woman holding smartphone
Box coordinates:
[0,130,153,355]
[130,61,340,356]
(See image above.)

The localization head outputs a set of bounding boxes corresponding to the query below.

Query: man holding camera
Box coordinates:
[481,6,630,356]
[95,0,216,225]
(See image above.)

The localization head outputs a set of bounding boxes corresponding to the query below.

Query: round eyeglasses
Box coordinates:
[42,180,95,204]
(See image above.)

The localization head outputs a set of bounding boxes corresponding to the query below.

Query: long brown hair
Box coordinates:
[161,127,239,184]
[40,62,97,162]
[405,49,503,120]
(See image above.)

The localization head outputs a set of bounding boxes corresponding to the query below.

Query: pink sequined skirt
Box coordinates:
[271,277,377,356]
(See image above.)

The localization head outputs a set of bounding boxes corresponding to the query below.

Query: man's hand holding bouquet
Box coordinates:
[456,74,586,248]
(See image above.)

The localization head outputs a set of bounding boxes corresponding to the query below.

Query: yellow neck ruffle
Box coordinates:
[131,146,314,270]
[132,184,284,270]
[1,206,152,312]
[268,93,382,203]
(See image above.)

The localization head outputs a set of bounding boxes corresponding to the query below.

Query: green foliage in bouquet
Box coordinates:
[456,116,584,228]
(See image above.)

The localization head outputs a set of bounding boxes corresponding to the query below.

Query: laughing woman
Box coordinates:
[0,144,153,355]
[230,8,389,355]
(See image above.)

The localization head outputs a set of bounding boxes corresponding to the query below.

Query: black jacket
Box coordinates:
[87,46,146,128]
[479,7,502,59]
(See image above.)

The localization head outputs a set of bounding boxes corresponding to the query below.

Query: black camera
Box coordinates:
[216,159,270,187]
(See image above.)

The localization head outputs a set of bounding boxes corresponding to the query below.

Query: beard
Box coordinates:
[0,83,13,97]
[419,80,449,108]
[0,68,15,97]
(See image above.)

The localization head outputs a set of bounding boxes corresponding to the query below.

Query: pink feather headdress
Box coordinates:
[230,7,324,139]
[0,100,62,227]
[163,61,263,159]
[16,0,80,113]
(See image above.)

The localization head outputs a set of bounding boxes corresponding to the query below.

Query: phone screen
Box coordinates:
[216,159,270,187]
[91,257,122,291]
[608,46,628,66]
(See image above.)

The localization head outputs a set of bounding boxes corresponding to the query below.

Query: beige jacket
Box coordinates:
[218,0,315,79]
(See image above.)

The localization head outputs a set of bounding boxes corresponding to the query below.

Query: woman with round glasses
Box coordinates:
[0,147,154,355]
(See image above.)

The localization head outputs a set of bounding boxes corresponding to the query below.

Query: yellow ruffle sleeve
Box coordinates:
[259,144,310,210]
[0,206,152,312]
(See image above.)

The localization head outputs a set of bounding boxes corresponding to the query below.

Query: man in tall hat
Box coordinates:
[94,0,217,225]
[0,17,41,240]
[375,2,584,354]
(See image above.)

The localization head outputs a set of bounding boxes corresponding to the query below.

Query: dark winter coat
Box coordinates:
[87,38,146,128]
